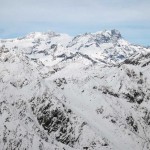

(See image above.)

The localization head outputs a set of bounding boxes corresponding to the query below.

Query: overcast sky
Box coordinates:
[0,0,150,45]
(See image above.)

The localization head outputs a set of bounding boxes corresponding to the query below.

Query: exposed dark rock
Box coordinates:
[142,61,150,67]
[83,146,89,150]
[144,111,150,125]
[54,78,67,87]
[126,116,138,132]
[51,44,57,49]
[29,94,87,147]
[102,88,119,98]
[93,86,97,89]
[123,89,144,104]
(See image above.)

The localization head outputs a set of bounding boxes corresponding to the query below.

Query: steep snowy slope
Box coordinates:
[0,30,150,150]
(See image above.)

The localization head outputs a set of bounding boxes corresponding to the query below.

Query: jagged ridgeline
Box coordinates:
[0,30,150,150]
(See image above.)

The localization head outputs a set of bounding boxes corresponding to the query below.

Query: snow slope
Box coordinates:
[0,30,150,150]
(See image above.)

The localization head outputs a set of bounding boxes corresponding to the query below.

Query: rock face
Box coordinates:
[0,30,150,150]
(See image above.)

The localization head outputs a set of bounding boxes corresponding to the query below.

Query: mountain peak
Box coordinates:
[94,29,122,39]
[111,29,122,38]
[24,31,60,39]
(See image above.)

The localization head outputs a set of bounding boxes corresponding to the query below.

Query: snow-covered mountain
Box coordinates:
[0,30,150,150]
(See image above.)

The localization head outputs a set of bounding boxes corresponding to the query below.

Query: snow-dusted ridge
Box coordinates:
[0,30,150,150]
